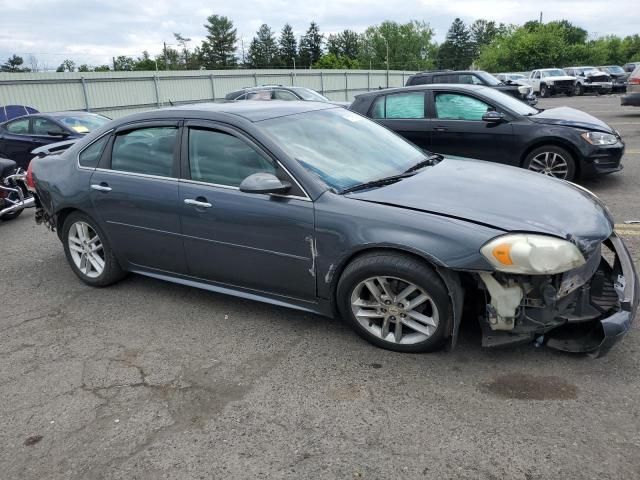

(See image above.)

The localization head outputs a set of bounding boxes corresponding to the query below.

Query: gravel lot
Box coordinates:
[1,94,639,479]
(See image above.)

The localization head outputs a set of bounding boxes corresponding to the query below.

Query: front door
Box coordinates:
[89,121,188,274]
[428,91,515,165]
[178,122,316,301]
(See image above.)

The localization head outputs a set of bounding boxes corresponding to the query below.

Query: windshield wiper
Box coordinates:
[340,172,415,194]
[402,154,443,174]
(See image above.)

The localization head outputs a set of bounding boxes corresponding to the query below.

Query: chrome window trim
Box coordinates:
[93,167,178,182]
[179,178,311,202]
[76,129,115,171]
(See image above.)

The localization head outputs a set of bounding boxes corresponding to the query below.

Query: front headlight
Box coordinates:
[518,85,530,94]
[480,234,585,274]
[581,131,618,145]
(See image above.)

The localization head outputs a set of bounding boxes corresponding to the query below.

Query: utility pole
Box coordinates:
[240,37,246,65]
[382,36,389,88]
[112,56,116,71]
[539,11,543,23]
[163,42,168,70]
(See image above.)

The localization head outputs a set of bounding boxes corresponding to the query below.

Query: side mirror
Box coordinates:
[482,111,505,123]
[239,172,291,195]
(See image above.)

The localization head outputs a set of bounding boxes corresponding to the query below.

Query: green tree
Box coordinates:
[1,54,30,72]
[299,22,324,67]
[201,15,237,68]
[174,32,192,69]
[94,65,111,72]
[134,51,157,71]
[470,19,499,58]
[437,18,473,69]
[247,24,280,68]
[314,53,360,69]
[327,30,360,59]
[113,55,136,71]
[279,24,297,67]
[358,20,435,71]
[78,64,91,72]
[56,59,76,72]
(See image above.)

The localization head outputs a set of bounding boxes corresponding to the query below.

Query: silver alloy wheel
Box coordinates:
[527,151,570,179]
[68,221,105,279]
[350,276,439,345]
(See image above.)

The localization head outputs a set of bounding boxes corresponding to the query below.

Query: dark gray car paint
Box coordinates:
[32,102,615,320]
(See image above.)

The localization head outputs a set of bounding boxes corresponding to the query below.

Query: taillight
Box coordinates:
[629,76,640,85]
[26,160,36,191]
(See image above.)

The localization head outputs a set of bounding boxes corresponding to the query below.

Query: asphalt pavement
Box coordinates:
[1,94,639,479]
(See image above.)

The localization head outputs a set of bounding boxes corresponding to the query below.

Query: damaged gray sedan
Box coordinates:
[30,102,638,356]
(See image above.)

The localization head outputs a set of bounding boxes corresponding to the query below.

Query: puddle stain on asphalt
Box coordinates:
[481,373,578,400]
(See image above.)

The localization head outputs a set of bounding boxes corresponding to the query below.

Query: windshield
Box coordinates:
[543,69,566,77]
[476,71,502,86]
[509,74,525,81]
[58,114,110,133]
[578,67,599,74]
[260,108,426,191]
[293,88,331,102]
[603,66,624,74]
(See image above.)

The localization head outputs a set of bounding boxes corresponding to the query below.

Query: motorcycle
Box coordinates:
[0,156,35,221]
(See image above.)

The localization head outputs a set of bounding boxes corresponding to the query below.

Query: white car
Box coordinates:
[564,67,613,96]
[528,69,576,97]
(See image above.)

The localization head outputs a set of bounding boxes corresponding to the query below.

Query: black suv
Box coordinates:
[406,70,537,105]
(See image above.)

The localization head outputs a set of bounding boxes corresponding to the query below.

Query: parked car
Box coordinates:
[495,73,529,84]
[528,69,576,97]
[349,84,625,181]
[0,105,39,123]
[621,65,640,107]
[598,65,629,92]
[564,67,613,95]
[405,70,537,105]
[225,85,350,106]
[623,62,640,73]
[30,102,637,356]
[0,112,110,169]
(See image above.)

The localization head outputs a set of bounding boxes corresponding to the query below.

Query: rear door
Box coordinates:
[427,90,515,165]
[89,121,188,274]
[0,117,33,166]
[369,91,431,151]
[178,121,316,300]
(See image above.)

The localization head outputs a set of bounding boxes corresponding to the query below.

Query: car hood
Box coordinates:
[346,158,613,252]
[528,107,614,133]
[545,75,576,82]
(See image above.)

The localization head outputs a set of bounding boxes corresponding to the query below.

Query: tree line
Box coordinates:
[2,15,640,73]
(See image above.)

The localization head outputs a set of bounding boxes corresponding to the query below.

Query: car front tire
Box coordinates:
[540,85,550,98]
[337,252,451,353]
[62,211,126,287]
[523,145,576,181]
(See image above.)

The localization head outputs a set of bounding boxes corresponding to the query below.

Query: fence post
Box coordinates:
[253,72,258,87]
[367,71,371,91]
[290,71,294,86]
[402,72,405,86]
[344,71,348,101]
[320,71,324,95]
[210,74,216,101]
[80,77,90,112]
[153,75,161,108]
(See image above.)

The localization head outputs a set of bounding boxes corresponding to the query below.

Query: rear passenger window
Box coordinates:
[370,92,425,119]
[79,135,109,168]
[111,127,177,177]
[5,118,30,134]
[188,128,276,187]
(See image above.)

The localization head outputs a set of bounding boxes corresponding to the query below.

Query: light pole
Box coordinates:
[382,36,389,88]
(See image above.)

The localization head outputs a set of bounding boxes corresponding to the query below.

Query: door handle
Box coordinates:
[90,183,112,192]
[434,126,448,132]
[184,198,212,208]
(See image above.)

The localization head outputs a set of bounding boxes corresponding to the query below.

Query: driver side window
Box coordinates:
[32,117,65,136]
[188,128,276,187]
[434,93,491,121]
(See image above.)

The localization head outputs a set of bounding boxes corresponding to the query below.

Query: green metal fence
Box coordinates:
[0,69,416,119]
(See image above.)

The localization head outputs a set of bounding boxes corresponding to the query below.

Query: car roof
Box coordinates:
[355,84,486,98]
[125,101,337,123]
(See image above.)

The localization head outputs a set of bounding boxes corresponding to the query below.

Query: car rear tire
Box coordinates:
[336,252,451,353]
[62,211,126,287]
[540,84,550,98]
[523,145,576,181]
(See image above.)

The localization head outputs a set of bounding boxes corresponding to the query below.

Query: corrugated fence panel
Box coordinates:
[0,69,416,117]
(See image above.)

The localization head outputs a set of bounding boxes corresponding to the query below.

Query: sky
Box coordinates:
[1,0,639,69]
